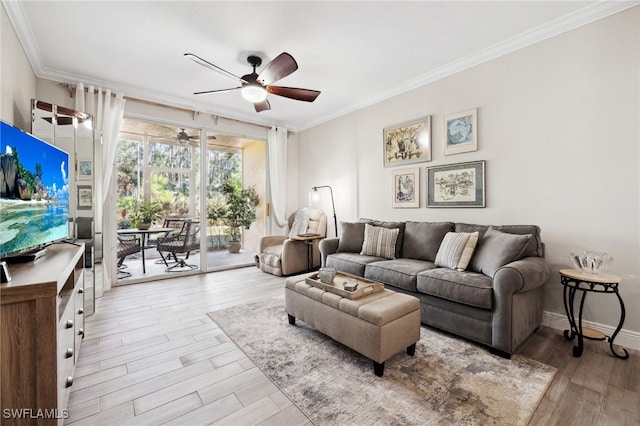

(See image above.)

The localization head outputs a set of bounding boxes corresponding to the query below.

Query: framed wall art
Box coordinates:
[392,167,419,208]
[78,158,92,180]
[77,185,92,210]
[443,108,477,155]
[427,160,485,208]
[383,116,431,167]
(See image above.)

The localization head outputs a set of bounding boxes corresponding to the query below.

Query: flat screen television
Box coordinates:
[0,120,70,259]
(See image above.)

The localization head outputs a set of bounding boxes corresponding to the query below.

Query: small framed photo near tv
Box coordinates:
[0,120,70,258]
[78,158,92,180]
[77,185,92,210]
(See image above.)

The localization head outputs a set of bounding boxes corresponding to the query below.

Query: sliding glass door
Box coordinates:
[114,119,264,283]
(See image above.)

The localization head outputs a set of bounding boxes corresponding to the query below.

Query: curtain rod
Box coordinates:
[59,82,272,130]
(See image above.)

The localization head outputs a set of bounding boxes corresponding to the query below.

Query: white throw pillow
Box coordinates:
[360,223,399,259]
[435,231,479,271]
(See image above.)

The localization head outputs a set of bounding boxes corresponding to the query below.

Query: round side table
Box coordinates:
[560,268,628,359]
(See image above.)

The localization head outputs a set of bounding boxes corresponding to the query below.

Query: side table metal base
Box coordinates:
[560,269,629,360]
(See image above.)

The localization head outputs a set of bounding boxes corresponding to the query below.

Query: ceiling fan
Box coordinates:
[185,52,321,112]
[161,126,216,146]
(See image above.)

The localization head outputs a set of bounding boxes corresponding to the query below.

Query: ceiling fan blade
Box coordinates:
[193,87,242,96]
[254,99,271,113]
[267,86,321,102]
[257,52,298,86]
[184,53,247,83]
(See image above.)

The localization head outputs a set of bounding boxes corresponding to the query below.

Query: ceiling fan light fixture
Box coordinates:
[241,84,268,103]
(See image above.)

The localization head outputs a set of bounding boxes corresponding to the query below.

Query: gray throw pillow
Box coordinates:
[470,228,532,277]
[336,222,367,253]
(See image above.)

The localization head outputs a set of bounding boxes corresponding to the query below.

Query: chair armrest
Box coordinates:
[319,237,340,267]
[260,235,288,252]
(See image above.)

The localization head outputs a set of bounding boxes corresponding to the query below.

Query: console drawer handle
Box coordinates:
[65,376,73,388]
[78,328,84,337]
[65,320,74,329]
[78,308,84,315]
[65,348,74,358]
[78,288,84,294]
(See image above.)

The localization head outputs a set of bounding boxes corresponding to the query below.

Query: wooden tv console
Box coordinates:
[1,244,85,425]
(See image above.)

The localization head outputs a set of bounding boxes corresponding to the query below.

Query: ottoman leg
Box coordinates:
[407,343,416,356]
[373,361,385,377]
[287,314,296,325]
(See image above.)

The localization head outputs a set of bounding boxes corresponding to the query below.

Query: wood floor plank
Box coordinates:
[99,359,214,411]
[123,393,203,425]
[162,393,243,426]
[68,359,183,407]
[132,362,245,414]
[212,396,281,426]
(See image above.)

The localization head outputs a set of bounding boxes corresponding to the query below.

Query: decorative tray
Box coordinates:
[305,271,384,300]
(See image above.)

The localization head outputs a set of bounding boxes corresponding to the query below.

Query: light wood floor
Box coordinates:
[66,267,639,425]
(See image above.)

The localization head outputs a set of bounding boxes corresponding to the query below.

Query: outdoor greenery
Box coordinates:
[115,125,247,248]
[207,177,259,242]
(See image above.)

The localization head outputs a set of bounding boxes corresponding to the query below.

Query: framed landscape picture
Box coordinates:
[392,167,419,208]
[443,108,477,155]
[383,116,431,167]
[427,160,485,208]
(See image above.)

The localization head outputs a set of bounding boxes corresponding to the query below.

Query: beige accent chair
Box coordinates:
[259,207,327,276]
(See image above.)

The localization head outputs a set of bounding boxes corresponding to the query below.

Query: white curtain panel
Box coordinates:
[267,126,289,234]
[75,84,126,292]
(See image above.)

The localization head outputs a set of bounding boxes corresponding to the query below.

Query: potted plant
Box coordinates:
[208,177,259,253]
[132,200,163,230]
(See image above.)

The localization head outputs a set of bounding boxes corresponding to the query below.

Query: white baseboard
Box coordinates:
[542,311,640,353]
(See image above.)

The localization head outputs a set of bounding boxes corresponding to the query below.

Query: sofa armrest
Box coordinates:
[491,256,551,354]
[260,235,287,252]
[493,256,552,295]
[319,237,340,267]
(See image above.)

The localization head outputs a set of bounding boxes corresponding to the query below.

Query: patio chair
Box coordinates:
[156,221,200,271]
[151,218,190,264]
[117,234,141,278]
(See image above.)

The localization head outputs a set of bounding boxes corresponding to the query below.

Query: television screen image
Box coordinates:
[0,120,70,258]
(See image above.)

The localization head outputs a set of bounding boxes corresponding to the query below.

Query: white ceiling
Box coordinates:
[4,1,636,131]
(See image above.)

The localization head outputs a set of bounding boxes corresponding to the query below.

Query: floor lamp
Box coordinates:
[310,185,338,237]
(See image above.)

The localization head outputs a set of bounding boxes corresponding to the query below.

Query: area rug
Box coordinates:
[208,297,556,426]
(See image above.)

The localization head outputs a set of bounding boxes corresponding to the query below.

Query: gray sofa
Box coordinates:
[319,220,551,357]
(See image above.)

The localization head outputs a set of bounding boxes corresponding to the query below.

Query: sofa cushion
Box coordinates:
[434,231,479,271]
[337,222,367,253]
[417,268,494,309]
[401,221,454,261]
[326,252,385,276]
[364,258,437,293]
[470,228,532,277]
[360,224,399,259]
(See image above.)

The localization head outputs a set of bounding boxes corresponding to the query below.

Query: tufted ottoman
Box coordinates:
[284,272,421,376]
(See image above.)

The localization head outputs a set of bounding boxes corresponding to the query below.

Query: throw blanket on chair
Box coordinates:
[289,208,311,237]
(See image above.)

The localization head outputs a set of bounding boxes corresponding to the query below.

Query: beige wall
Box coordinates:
[0,5,36,129]
[295,8,640,335]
